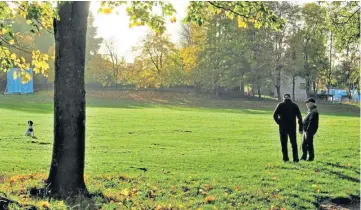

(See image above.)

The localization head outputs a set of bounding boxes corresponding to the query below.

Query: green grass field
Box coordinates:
[0,90,359,209]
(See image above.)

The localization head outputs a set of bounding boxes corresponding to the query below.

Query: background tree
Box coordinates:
[85,53,114,87]
[298,3,328,97]
[131,32,177,89]
[104,39,126,89]
[267,2,300,101]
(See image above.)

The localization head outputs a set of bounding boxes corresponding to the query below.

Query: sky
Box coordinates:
[90,1,190,63]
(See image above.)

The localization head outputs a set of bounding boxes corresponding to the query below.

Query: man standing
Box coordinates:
[301,97,319,161]
[273,94,303,162]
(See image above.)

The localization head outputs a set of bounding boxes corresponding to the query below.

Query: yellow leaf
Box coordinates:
[254,21,262,29]
[215,9,222,15]
[170,16,177,23]
[26,20,32,24]
[1,28,8,34]
[8,40,15,45]
[13,71,18,80]
[121,188,129,196]
[43,54,49,60]
[237,16,248,28]
[103,8,112,14]
[11,53,16,60]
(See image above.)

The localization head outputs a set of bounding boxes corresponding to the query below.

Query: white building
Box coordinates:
[275,75,308,101]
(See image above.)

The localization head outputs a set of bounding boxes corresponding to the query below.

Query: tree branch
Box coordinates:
[332,7,360,25]
[145,45,160,73]
[0,36,32,54]
[207,1,248,18]
[15,3,54,34]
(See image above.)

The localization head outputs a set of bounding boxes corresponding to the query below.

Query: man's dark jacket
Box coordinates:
[302,105,319,135]
[273,99,303,133]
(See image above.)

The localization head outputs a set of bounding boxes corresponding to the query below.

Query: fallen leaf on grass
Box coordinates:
[205,195,215,204]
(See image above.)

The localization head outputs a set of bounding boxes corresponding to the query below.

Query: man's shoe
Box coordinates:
[300,157,307,161]
[293,159,299,163]
[307,159,314,162]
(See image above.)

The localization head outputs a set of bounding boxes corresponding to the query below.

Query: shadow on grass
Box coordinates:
[320,161,360,175]
[267,160,360,209]
[0,97,155,114]
[0,92,359,117]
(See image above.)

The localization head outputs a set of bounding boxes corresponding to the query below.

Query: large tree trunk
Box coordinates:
[47,2,90,199]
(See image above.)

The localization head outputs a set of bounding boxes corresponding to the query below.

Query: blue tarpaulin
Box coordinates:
[5,68,33,94]
[327,89,359,102]
[351,90,360,102]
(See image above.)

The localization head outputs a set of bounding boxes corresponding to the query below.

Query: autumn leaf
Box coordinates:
[205,195,215,204]
[1,28,8,34]
[10,53,17,60]
[12,71,18,80]
[37,201,51,209]
[204,184,213,190]
[21,72,32,84]
[103,8,113,14]
[8,39,15,45]
[237,16,248,28]
[121,188,129,196]
[170,16,177,23]
[254,21,263,29]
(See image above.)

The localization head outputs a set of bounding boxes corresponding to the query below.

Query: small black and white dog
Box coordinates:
[25,120,34,137]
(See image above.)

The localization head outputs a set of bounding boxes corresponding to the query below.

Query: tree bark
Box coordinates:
[276,84,281,101]
[312,80,317,96]
[305,75,311,98]
[292,75,296,101]
[240,80,245,96]
[327,32,333,101]
[47,1,90,199]
[305,54,311,98]
[215,84,220,97]
[275,64,281,101]
[257,87,261,99]
[251,83,255,98]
